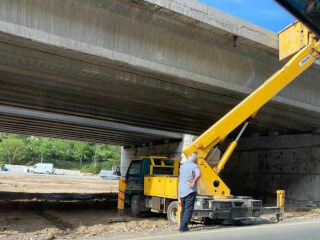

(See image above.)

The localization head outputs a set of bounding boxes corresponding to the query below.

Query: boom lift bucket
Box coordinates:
[279,21,318,60]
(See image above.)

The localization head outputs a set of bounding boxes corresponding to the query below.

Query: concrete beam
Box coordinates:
[0,105,182,146]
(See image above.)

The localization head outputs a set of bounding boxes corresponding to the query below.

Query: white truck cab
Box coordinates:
[31,163,54,174]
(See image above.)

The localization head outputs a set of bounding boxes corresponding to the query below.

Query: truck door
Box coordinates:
[124,158,151,203]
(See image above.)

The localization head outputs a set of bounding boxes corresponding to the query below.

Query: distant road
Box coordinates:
[114,220,320,240]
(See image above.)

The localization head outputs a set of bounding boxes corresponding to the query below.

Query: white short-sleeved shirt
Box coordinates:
[178,161,200,198]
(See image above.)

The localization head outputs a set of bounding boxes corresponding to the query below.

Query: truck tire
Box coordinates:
[167,201,178,225]
[131,195,145,216]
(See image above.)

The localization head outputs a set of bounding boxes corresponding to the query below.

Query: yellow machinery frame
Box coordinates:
[148,156,180,176]
[144,156,180,199]
[183,24,320,197]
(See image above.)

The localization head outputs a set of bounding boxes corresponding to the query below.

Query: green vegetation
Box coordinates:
[0,133,120,174]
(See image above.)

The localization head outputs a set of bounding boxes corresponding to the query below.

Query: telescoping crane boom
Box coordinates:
[183,30,320,198]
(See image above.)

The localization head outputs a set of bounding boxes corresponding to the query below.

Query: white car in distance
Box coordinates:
[30,163,54,174]
[100,170,120,180]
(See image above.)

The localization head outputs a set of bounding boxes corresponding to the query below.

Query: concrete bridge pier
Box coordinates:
[120,134,196,175]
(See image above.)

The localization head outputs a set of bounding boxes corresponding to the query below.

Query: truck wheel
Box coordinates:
[131,195,144,216]
[167,201,178,225]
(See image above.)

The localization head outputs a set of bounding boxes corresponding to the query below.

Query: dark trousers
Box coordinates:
[179,192,196,231]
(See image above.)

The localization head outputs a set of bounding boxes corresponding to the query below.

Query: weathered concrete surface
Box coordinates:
[221,133,320,204]
[120,142,181,175]
[143,0,278,49]
[0,0,319,145]
[0,0,315,102]
[0,0,317,106]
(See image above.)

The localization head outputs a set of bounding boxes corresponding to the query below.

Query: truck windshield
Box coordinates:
[127,161,141,178]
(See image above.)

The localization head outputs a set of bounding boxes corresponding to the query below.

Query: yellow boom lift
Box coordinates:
[119,3,320,224]
[183,22,319,199]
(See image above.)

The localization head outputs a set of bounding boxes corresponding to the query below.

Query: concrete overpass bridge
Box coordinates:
[0,0,319,148]
[1,0,320,203]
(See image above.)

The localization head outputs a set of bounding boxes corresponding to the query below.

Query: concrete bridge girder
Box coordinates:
[0,0,319,145]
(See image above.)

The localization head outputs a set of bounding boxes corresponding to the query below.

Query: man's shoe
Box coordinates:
[178,229,190,233]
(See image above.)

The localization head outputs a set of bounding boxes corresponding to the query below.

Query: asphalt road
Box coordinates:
[117,220,320,240]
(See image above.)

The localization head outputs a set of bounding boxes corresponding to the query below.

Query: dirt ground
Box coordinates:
[0,201,177,240]
[1,201,320,240]
[0,172,118,194]
[1,173,320,240]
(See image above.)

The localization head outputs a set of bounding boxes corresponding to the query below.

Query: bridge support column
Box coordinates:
[120,134,196,176]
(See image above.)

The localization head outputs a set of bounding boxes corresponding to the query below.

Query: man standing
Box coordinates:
[178,152,201,232]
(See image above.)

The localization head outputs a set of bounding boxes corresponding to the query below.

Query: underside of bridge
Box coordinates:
[0,35,316,146]
[0,0,319,147]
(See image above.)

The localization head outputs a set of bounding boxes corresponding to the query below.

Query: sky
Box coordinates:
[198,0,296,33]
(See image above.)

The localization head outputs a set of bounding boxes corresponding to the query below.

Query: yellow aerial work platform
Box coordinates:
[119,21,319,225]
[279,21,318,60]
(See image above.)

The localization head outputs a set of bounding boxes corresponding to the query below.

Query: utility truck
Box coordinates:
[120,0,320,224]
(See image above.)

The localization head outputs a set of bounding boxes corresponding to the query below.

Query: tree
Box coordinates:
[29,137,53,162]
[53,139,74,160]
[73,141,92,165]
[91,144,102,166]
[0,138,29,164]
[93,145,121,170]
[99,145,120,164]
[0,132,121,173]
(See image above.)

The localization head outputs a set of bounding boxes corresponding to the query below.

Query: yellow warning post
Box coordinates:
[277,190,285,221]
[118,177,126,216]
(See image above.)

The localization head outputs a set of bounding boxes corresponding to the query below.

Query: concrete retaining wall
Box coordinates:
[3,164,81,176]
[221,133,320,204]
[4,164,28,172]
[54,169,81,176]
